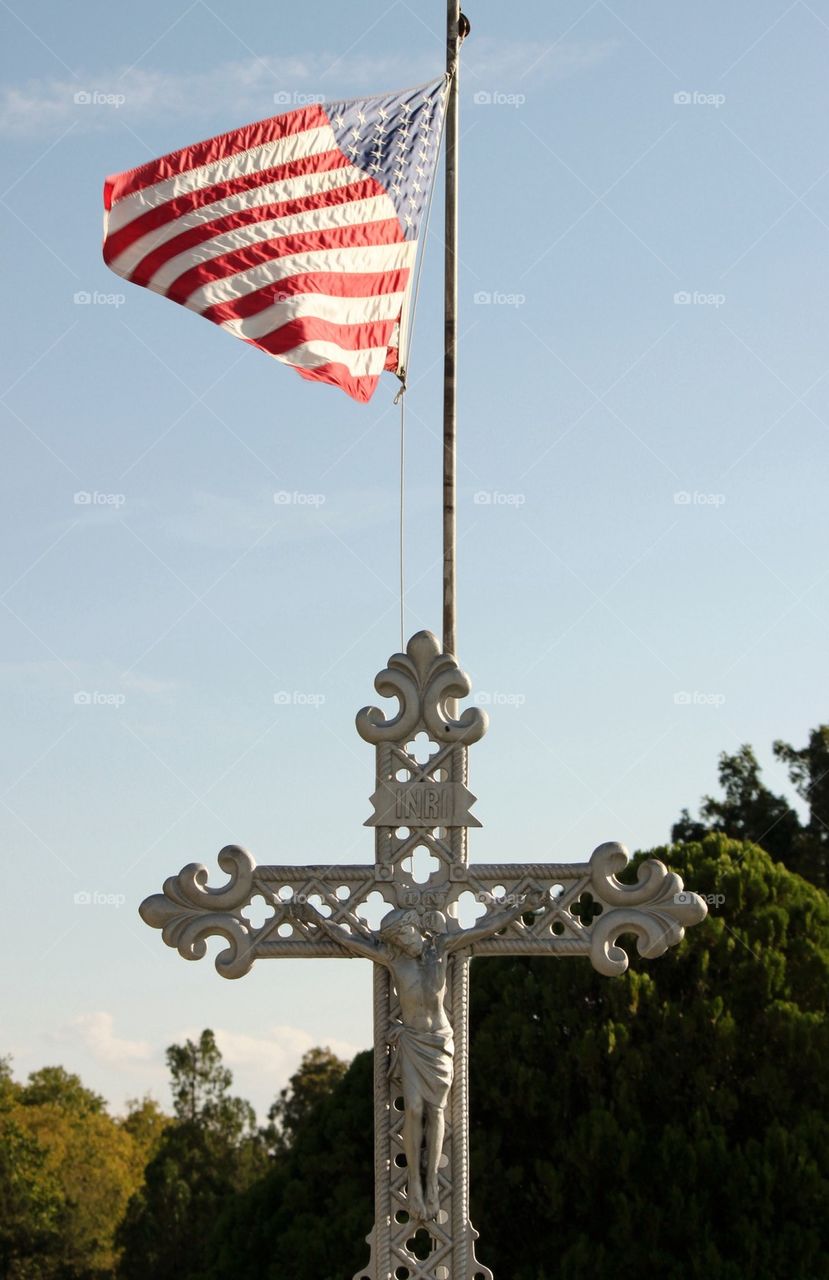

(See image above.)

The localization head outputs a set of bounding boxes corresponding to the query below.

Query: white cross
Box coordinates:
[141,631,705,1280]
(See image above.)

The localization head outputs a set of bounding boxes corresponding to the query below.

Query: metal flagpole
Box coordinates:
[443,2,466,658]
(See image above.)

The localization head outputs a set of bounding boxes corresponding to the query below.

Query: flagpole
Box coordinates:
[443,2,464,658]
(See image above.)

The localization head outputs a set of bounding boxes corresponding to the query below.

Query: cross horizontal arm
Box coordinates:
[459,844,707,974]
[139,845,388,978]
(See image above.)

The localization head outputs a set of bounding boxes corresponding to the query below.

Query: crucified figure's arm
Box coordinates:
[285,901,385,963]
[441,886,549,955]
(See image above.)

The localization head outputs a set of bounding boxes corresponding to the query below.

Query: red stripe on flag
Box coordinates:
[201,269,411,325]
[128,178,388,288]
[167,219,406,306]
[103,150,352,265]
[252,315,397,358]
[292,359,379,403]
[104,103,330,208]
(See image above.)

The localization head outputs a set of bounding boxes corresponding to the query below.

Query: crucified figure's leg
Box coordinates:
[424,1101,444,1219]
[402,1096,426,1220]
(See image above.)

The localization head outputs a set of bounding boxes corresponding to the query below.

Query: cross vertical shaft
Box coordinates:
[139,631,707,1279]
[443,0,461,658]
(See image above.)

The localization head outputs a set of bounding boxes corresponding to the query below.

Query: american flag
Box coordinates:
[103,77,447,403]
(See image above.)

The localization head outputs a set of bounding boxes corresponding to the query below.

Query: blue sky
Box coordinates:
[1,0,827,1118]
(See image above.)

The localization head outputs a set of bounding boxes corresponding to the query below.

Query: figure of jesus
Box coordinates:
[289,887,548,1221]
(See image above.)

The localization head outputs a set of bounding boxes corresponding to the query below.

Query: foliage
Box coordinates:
[469,836,829,1279]
[264,1046,349,1154]
[119,1097,168,1169]
[0,1061,159,1279]
[20,1066,104,1117]
[204,1049,373,1280]
[3,837,828,1279]
[773,725,829,888]
[0,1108,63,1279]
[673,726,829,888]
[115,1030,265,1280]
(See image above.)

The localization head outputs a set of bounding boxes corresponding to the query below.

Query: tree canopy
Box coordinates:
[674,725,829,888]
[3,836,827,1279]
[202,837,829,1280]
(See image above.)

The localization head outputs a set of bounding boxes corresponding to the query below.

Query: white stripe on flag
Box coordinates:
[272,339,389,377]
[147,193,400,293]
[221,290,407,341]
[183,241,416,313]
[109,163,367,278]
[106,125,338,233]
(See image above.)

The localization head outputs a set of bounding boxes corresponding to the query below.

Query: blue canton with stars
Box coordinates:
[326,77,447,240]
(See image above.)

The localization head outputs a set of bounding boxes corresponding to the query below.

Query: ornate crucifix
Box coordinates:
[140,629,707,1280]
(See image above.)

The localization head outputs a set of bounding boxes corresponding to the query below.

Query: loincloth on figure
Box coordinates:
[387,1021,455,1108]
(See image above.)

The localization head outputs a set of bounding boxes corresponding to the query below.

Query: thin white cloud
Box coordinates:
[180,1023,363,1119]
[63,1010,155,1066]
[51,1013,362,1120]
[211,1023,360,1075]
[0,40,617,140]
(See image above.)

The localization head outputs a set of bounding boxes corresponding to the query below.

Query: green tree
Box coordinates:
[673,744,801,866]
[774,725,829,888]
[18,1101,138,1276]
[264,1047,348,1154]
[0,1059,157,1279]
[20,1066,104,1116]
[0,1079,63,1279]
[116,1030,264,1280]
[204,1049,373,1280]
[198,837,829,1280]
[469,836,829,1280]
[120,1096,169,1167]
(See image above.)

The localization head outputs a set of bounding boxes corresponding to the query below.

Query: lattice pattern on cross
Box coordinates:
[140,631,706,1280]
